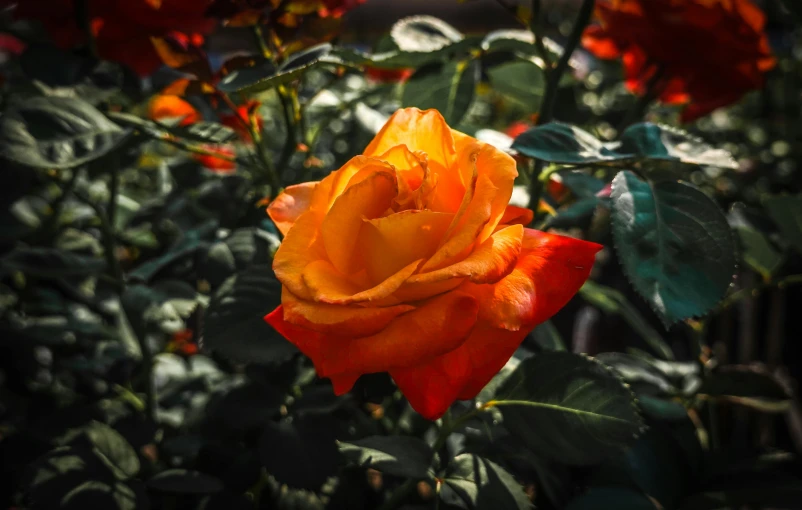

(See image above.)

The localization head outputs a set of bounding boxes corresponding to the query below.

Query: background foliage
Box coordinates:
[1,0,802,509]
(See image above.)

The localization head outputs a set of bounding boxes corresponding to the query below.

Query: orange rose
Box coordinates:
[583,0,775,122]
[265,108,601,420]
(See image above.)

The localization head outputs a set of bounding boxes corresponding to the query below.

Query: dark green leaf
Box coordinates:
[339,436,434,479]
[259,411,340,490]
[0,247,106,279]
[618,123,738,170]
[764,194,802,255]
[579,281,672,360]
[147,469,224,495]
[487,60,545,112]
[529,320,565,351]
[511,123,619,164]
[128,219,217,283]
[391,15,463,53]
[697,365,792,412]
[544,198,600,229]
[565,487,658,510]
[558,172,606,198]
[610,171,736,328]
[175,121,238,144]
[595,352,677,395]
[492,351,644,465]
[780,0,802,20]
[221,44,353,95]
[58,421,140,479]
[201,266,298,364]
[402,59,478,126]
[440,454,531,510]
[216,60,278,93]
[0,96,128,169]
[729,203,784,279]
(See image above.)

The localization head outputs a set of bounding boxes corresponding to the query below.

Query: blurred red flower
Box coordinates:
[365,66,413,83]
[1,0,215,76]
[582,0,776,122]
[220,100,263,142]
[167,329,199,355]
[195,146,237,173]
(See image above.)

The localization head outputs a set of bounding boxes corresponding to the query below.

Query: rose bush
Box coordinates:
[265,108,601,419]
[583,0,775,122]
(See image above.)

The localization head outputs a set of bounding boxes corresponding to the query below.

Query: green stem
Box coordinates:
[718,274,802,311]
[530,0,552,70]
[379,407,484,510]
[527,0,595,214]
[537,0,595,125]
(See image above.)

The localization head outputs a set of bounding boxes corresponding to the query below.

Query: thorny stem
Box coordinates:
[528,0,596,214]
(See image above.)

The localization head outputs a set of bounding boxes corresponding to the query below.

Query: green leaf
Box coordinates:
[218,44,353,95]
[216,60,278,93]
[764,194,802,255]
[339,436,434,479]
[610,171,736,328]
[402,59,478,126]
[58,421,140,479]
[729,203,785,280]
[175,121,238,144]
[579,281,672,360]
[511,123,620,164]
[697,365,792,413]
[617,123,738,170]
[487,60,545,112]
[391,15,463,53]
[147,469,224,495]
[0,96,128,169]
[0,247,106,279]
[558,172,606,198]
[530,320,565,351]
[481,29,539,55]
[440,454,532,510]
[201,266,298,365]
[492,351,644,465]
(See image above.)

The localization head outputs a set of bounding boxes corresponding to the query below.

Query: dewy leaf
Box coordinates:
[391,15,463,53]
[440,454,531,510]
[0,96,128,169]
[339,436,434,480]
[610,171,736,328]
[0,247,106,279]
[511,123,620,164]
[618,123,738,170]
[764,194,802,255]
[487,60,545,112]
[492,351,644,465]
[201,266,298,365]
[697,365,792,413]
[402,59,478,126]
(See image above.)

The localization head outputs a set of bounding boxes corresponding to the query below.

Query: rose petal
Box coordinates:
[321,169,398,275]
[499,205,534,226]
[302,258,421,305]
[408,224,523,285]
[272,211,326,300]
[268,182,318,235]
[359,210,455,284]
[462,229,602,331]
[363,108,456,171]
[282,287,415,337]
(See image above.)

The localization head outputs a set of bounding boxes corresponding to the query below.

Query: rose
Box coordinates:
[265,108,601,419]
[1,0,215,76]
[583,0,775,122]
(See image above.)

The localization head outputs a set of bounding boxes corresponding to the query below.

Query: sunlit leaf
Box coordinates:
[439,454,531,510]
[391,15,463,53]
[610,171,736,328]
